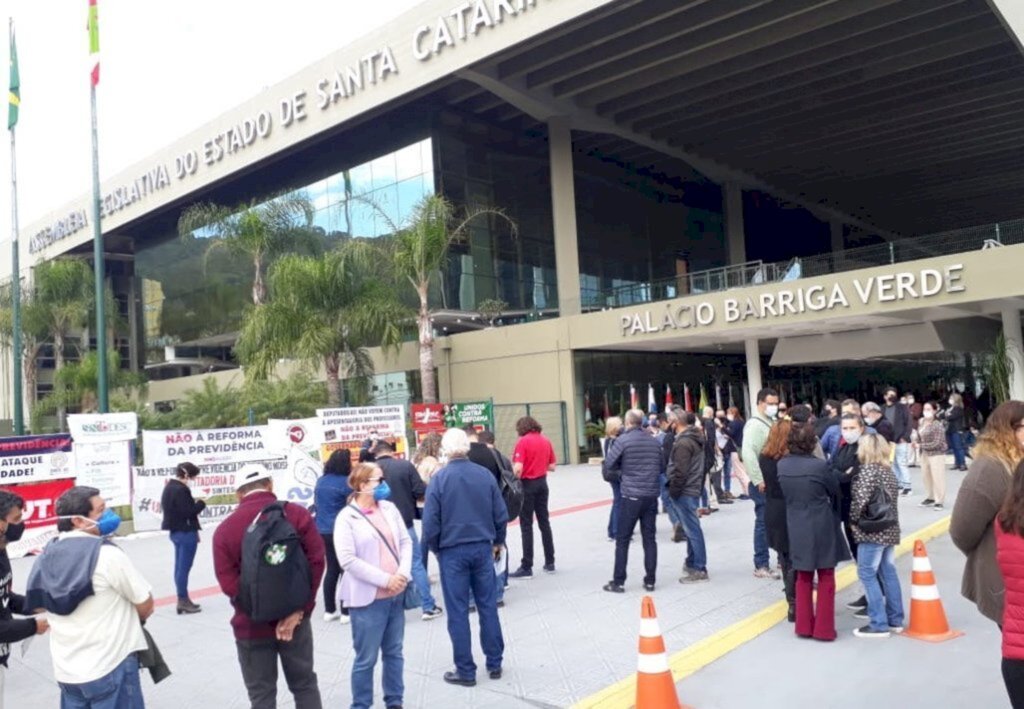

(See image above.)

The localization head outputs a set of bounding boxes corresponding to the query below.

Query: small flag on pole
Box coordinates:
[584,391,592,422]
[629,384,638,410]
[8,25,19,130]
[698,384,709,413]
[647,384,657,414]
[88,0,100,86]
[664,384,674,411]
[603,390,611,420]
[715,383,722,411]
[684,384,693,413]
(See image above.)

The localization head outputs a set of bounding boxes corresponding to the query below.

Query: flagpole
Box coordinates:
[9,19,22,434]
[88,1,107,412]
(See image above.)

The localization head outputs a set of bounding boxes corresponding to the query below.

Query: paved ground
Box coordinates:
[5,460,1003,708]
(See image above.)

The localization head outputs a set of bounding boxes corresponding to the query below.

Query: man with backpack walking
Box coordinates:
[213,464,325,709]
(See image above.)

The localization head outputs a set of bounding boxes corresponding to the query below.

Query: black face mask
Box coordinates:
[5,521,25,542]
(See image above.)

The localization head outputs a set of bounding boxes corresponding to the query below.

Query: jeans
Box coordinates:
[856,542,904,631]
[319,533,346,615]
[607,479,622,539]
[349,596,405,709]
[406,525,437,611]
[1003,657,1024,709]
[893,443,912,490]
[59,654,144,709]
[659,473,682,527]
[471,544,508,607]
[676,496,706,571]
[795,568,836,640]
[169,530,198,601]
[519,477,554,570]
[749,482,769,570]
[948,430,967,468]
[613,495,658,586]
[235,616,321,709]
[438,541,504,678]
[722,454,732,496]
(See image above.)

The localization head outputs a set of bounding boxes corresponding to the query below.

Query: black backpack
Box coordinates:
[237,502,312,623]
[492,449,523,522]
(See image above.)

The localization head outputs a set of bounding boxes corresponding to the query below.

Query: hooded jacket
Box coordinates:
[668,428,705,499]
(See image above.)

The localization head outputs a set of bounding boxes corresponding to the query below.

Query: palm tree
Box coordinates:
[369,194,515,403]
[234,245,409,406]
[178,193,317,306]
[31,349,146,432]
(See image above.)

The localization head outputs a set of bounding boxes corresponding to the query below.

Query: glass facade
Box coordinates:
[135,137,435,366]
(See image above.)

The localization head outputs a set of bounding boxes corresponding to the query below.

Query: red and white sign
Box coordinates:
[1,478,75,559]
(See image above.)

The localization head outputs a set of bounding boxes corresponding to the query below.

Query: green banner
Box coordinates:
[444,401,493,430]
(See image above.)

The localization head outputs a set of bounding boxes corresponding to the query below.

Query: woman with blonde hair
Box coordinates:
[414,432,444,484]
[602,416,624,542]
[951,400,1024,625]
[850,434,904,638]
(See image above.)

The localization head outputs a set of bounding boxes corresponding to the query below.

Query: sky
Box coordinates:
[0,0,425,227]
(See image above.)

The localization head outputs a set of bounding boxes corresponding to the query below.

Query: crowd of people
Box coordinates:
[0,388,1017,707]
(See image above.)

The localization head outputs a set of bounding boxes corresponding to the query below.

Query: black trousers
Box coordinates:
[613,495,658,586]
[319,534,346,615]
[519,477,555,570]
[235,616,322,709]
[1005,658,1024,709]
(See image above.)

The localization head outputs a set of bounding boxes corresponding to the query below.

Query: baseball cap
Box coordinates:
[235,464,273,491]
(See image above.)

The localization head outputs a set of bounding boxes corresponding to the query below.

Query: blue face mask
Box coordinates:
[92,509,122,537]
[373,481,391,502]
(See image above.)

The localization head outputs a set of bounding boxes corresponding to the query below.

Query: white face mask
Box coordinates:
[726,415,734,422]
[842,430,862,445]
[923,410,935,419]
[765,405,779,419]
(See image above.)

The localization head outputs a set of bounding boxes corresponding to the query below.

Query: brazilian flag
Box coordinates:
[8,27,18,130]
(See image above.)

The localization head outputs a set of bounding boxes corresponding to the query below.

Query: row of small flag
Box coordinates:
[584,383,738,421]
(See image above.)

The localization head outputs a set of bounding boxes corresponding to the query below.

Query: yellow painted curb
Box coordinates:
[573,515,953,709]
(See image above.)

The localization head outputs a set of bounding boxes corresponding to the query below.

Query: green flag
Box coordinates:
[8,26,19,130]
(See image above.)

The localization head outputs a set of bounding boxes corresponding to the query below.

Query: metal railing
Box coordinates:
[588,219,1024,312]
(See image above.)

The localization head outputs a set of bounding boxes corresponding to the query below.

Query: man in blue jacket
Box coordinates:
[423,428,508,688]
[603,409,663,593]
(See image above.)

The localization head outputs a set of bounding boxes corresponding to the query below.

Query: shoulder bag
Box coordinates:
[858,483,898,533]
[350,505,422,610]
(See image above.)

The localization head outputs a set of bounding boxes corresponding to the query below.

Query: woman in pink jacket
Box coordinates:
[335,462,413,709]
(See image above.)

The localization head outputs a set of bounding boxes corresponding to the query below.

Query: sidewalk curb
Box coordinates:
[573,516,952,709]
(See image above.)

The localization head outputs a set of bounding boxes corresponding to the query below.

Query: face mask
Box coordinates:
[949,399,956,406]
[4,521,24,542]
[88,509,122,537]
[923,410,935,419]
[842,431,861,445]
[765,405,779,418]
[372,481,391,502]
[726,415,734,422]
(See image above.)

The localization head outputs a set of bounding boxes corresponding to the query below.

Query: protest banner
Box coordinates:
[73,440,133,507]
[141,426,271,468]
[411,404,445,442]
[317,405,408,461]
[266,417,323,458]
[0,434,74,485]
[67,412,138,443]
[2,477,75,559]
[444,401,494,431]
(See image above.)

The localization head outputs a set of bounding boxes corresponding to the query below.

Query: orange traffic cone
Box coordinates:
[903,539,964,643]
[636,595,688,709]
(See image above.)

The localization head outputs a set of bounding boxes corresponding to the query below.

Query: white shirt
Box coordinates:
[47,532,151,684]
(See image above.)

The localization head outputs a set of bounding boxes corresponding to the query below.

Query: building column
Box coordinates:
[548,117,582,316]
[1002,307,1024,401]
[745,338,762,416]
[830,219,844,252]
[724,182,746,265]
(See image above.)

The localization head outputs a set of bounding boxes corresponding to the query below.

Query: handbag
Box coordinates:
[858,484,898,533]
[350,505,422,610]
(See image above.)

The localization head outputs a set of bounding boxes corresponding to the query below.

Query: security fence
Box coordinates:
[493,401,569,464]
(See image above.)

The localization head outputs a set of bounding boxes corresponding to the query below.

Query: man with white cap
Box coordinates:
[213,464,325,709]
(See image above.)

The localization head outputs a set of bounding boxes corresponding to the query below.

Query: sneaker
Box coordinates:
[889,625,905,634]
[672,524,686,543]
[543,563,556,573]
[900,488,912,497]
[753,567,774,579]
[719,498,734,505]
[323,611,340,622]
[643,582,655,592]
[918,498,935,507]
[854,625,891,639]
[933,503,944,511]
[603,581,625,593]
[679,570,709,584]
[340,613,351,625]
[845,596,868,610]
[853,610,869,620]
[421,607,444,621]
[769,567,782,580]
[509,567,533,580]
[738,494,751,500]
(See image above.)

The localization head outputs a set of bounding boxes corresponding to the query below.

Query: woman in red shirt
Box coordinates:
[996,457,1024,708]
